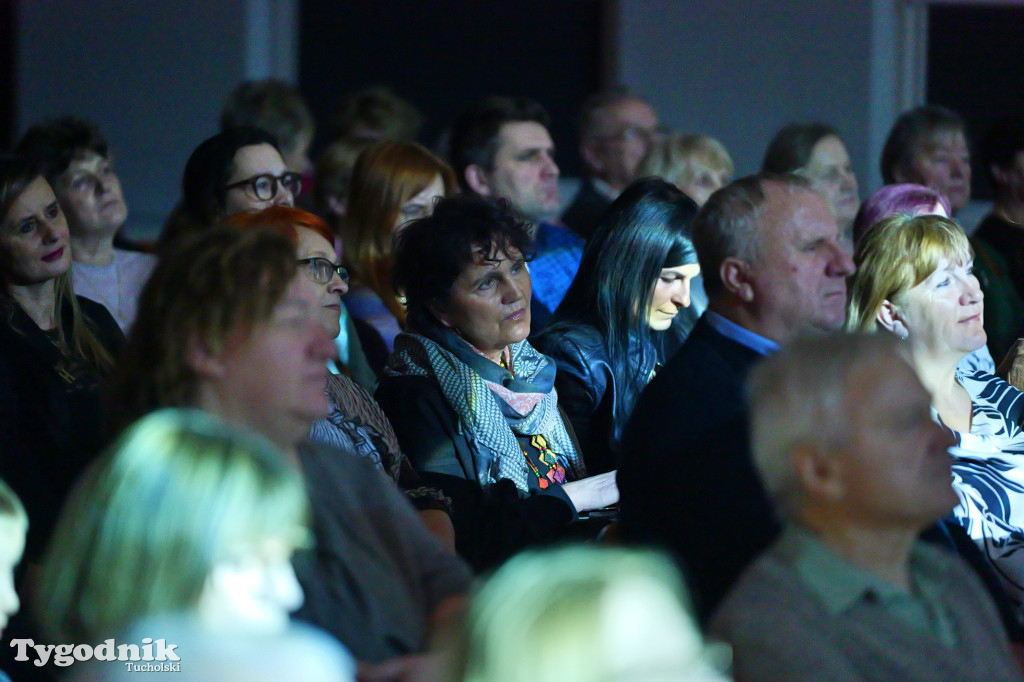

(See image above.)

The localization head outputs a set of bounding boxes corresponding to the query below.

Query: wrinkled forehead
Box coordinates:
[760,182,834,233]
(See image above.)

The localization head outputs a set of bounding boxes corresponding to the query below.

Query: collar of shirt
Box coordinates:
[779,525,958,647]
[703,310,780,356]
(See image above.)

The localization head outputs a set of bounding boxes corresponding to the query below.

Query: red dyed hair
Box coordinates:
[224,205,335,247]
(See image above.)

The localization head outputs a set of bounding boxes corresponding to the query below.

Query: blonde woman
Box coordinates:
[848,213,1024,615]
[638,133,734,207]
[446,545,729,682]
[37,408,312,642]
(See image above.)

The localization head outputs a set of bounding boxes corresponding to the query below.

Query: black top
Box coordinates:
[971,213,1024,361]
[560,179,612,241]
[616,315,779,622]
[533,322,658,475]
[0,295,123,561]
[375,374,576,572]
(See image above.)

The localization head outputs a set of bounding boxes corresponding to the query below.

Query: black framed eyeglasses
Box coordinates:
[297,257,349,285]
[225,172,303,201]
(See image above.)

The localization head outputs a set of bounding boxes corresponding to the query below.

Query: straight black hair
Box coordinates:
[539,177,698,416]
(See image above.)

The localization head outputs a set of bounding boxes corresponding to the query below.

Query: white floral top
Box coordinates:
[948,369,1024,610]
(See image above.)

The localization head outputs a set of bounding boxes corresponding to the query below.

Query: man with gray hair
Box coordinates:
[617,173,855,620]
[711,333,1019,681]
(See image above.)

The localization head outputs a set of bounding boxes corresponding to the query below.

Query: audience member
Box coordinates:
[0,480,26,682]
[327,85,423,144]
[617,173,854,620]
[637,132,734,207]
[0,157,123,563]
[226,206,455,550]
[851,183,997,374]
[446,545,729,682]
[376,195,618,571]
[848,212,1024,614]
[309,137,378,391]
[106,225,471,670]
[345,140,457,366]
[448,96,584,330]
[534,178,699,474]
[762,122,860,248]
[881,105,972,215]
[971,116,1024,360]
[711,333,1020,681]
[37,408,312,641]
[157,126,297,253]
[562,89,661,239]
[220,78,316,176]
[16,117,156,331]
[852,183,951,245]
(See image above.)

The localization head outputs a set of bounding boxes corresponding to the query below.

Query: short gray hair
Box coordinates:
[746,333,901,519]
[691,172,810,298]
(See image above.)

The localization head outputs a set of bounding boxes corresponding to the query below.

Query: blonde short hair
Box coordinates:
[36,409,310,642]
[449,545,724,682]
[846,214,971,332]
[639,133,734,189]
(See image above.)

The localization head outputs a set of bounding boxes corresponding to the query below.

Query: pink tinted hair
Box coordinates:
[852,183,952,246]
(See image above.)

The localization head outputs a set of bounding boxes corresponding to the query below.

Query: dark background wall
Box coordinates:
[299,0,606,176]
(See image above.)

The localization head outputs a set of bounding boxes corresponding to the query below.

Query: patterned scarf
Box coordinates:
[385,324,586,493]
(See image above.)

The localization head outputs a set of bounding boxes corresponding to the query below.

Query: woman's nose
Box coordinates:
[672,281,691,309]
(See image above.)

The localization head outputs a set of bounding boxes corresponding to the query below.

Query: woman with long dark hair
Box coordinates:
[533,178,700,474]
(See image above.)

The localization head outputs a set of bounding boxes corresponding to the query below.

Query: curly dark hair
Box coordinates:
[392,194,535,330]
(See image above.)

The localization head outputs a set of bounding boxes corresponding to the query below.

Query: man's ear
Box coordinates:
[187,341,226,380]
[793,440,844,502]
[464,164,493,197]
[876,299,908,338]
[720,257,754,302]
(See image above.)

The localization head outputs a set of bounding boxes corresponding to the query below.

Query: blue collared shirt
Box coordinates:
[703,309,780,356]
[530,221,584,316]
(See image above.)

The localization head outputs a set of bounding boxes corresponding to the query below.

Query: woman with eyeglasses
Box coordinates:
[226,206,457,550]
[344,140,457,373]
[157,126,302,254]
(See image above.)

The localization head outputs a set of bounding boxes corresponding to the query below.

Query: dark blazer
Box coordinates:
[560,179,612,241]
[617,315,779,621]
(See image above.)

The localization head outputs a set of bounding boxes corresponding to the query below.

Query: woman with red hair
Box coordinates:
[344,140,457,371]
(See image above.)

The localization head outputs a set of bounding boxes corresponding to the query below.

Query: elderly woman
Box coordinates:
[637,132,734,207]
[0,157,123,562]
[344,140,457,369]
[534,179,700,474]
[376,194,619,571]
[226,206,455,546]
[763,122,859,249]
[107,225,470,671]
[157,126,299,254]
[848,213,1024,611]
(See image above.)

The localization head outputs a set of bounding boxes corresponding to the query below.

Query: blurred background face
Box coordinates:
[679,166,730,207]
[394,173,445,232]
[200,534,303,634]
[902,129,971,214]
[799,135,859,235]
[56,150,128,238]
[294,226,347,338]
[1,176,71,286]
[587,99,660,190]
[224,144,295,215]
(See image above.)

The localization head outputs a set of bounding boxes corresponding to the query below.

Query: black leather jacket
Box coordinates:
[534,323,658,475]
